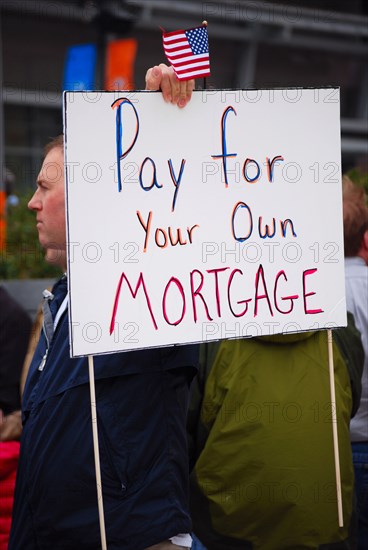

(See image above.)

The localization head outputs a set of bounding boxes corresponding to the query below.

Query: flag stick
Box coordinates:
[202,20,208,90]
[327,329,344,527]
[88,354,108,549]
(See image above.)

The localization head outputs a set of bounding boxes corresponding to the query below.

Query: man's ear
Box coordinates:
[362,230,368,265]
[363,230,368,250]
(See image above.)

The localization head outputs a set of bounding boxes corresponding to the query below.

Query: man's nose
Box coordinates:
[28,190,40,210]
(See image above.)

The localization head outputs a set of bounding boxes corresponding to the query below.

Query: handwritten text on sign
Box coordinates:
[64,88,346,357]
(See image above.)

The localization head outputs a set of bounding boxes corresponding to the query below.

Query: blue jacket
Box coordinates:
[10,291,198,550]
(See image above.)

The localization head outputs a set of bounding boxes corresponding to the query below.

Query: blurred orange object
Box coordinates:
[105,38,137,91]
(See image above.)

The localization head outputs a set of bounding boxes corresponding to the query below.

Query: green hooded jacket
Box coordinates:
[188,320,363,550]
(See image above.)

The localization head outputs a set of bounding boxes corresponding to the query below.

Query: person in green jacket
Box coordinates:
[188,321,363,550]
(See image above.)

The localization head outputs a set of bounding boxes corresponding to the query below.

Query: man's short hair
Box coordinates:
[44,134,64,156]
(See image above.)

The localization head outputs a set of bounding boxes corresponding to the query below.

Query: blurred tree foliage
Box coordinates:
[0,193,61,279]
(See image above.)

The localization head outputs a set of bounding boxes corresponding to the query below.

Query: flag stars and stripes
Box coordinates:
[186,27,209,55]
[162,25,211,81]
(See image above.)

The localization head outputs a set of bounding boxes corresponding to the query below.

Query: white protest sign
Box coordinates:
[64,88,346,357]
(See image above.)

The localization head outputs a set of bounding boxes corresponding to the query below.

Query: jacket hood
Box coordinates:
[255,331,316,345]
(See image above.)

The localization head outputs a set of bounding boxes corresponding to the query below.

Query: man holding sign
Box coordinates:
[9,66,197,550]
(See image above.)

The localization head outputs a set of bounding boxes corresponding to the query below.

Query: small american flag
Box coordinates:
[162,25,210,81]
